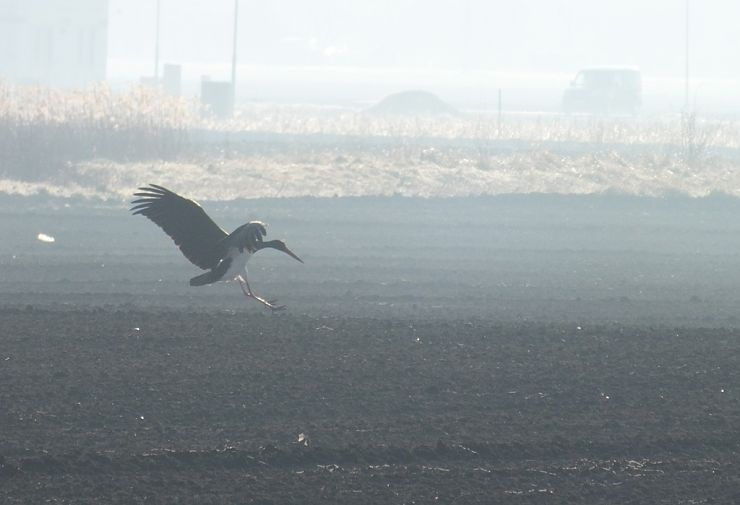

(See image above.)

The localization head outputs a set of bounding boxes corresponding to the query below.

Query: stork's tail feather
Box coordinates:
[190,257,232,286]
[190,270,220,286]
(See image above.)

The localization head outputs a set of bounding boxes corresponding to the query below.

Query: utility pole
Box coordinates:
[231,0,239,105]
[497,88,502,135]
[684,0,690,112]
[154,0,161,81]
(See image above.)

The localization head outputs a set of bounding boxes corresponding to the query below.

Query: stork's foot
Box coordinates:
[241,289,286,310]
[248,294,285,311]
[239,278,286,311]
[264,298,284,308]
[255,297,286,311]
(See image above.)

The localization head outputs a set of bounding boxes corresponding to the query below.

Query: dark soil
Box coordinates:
[2,307,740,504]
[3,194,740,503]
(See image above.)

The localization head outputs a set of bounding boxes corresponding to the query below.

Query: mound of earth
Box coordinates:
[366,89,458,117]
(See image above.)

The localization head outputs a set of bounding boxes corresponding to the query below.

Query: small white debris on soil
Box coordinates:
[37,233,55,243]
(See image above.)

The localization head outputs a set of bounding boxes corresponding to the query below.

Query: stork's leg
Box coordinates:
[238,275,285,311]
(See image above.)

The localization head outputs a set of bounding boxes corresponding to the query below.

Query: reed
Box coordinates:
[1,81,737,186]
[0,83,193,180]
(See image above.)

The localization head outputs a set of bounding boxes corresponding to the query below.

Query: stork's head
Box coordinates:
[258,239,304,263]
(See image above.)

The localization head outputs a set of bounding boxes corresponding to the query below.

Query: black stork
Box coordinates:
[131,184,303,311]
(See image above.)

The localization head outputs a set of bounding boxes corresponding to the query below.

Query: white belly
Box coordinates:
[222,247,252,281]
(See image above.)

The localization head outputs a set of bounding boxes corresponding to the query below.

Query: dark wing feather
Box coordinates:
[131,184,227,270]
[221,221,267,253]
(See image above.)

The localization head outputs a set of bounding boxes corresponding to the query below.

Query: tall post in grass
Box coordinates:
[155,0,161,81]
[497,88,502,136]
[684,0,690,113]
[231,0,239,114]
[682,0,696,167]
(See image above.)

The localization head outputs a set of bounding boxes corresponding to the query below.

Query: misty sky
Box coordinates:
[108,0,740,79]
[106,0,740,110]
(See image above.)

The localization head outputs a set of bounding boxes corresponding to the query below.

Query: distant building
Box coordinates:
[0,0,108,88]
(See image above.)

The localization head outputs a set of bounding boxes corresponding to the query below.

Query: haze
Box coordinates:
[106,0,740,112]
[5,2,740,501]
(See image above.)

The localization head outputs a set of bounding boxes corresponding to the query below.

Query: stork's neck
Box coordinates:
[255,240,282,252]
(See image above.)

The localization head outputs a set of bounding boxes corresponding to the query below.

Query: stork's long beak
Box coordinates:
[282,245,304,263]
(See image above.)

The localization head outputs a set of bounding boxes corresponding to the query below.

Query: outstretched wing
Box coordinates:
[131,184,228,270]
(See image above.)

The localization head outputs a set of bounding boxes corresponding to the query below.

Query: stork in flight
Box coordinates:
[131,184,303,310]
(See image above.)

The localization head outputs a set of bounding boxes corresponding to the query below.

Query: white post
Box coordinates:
[231,0,239,106]
[154,0,161,81]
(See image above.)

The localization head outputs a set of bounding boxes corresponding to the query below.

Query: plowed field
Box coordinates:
[2,194,740,503]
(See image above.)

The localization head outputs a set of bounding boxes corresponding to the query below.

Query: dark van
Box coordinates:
[563,67,642,114]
